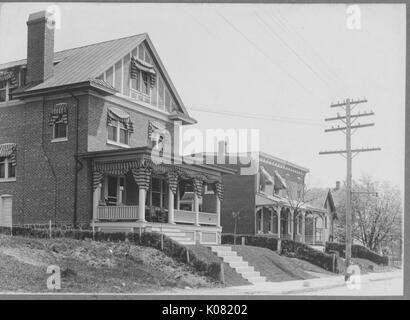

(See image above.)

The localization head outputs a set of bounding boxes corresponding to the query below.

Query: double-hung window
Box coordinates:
[107,107,133,147]
[0,157,15,181]
[0,80,8,102]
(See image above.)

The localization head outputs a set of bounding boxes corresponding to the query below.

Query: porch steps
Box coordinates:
[150,227,195,245]
[211,246,266,284]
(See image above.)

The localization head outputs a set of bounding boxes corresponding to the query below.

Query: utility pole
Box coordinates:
[319,98,381,281]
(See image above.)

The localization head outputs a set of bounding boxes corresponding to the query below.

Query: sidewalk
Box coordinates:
[155,270,403,296]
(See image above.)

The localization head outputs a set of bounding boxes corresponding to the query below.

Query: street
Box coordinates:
[154,270,403,296]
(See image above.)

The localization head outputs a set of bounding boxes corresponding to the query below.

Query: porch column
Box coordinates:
[168,186,175,224]
[194,193,200,226]
[92,183,101,221]
[301,210,306,243]
[270,208,274,233]
[138,188,146,222]
[260,207,264,233]
[216,195,221,227]
[277,207,281,238]
[176,187,180,210]
[312,216,316,245]
[289,210,293,238]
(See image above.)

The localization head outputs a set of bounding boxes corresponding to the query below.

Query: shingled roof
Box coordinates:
[1,33,192,119]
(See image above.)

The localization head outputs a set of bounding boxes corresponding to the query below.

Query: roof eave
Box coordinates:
[12,80,117,99]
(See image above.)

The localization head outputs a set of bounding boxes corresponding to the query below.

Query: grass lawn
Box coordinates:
[231,245,335,282]
[0,234,220,293]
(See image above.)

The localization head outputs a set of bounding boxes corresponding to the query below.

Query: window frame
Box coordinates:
[52,120,68,142]
[0,157,16,182]
[107,119,130,148]
[0,80,9,103]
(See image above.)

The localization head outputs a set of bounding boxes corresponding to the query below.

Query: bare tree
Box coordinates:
[285,184,320,240]
[334,176,402,254]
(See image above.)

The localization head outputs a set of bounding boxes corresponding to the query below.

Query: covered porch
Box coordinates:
[255,193,327,245]
[81,147,233,245]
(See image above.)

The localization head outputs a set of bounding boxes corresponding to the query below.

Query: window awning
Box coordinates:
[49,103,68,126]
[130,56,156,88]
[0,70,17,86]
[148,121,167,139]
[259,166,274,185]
[107,107,134,132]
[0,143,17,166]
[274,170,287,190]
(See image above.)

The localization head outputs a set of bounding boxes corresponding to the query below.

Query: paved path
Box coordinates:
[154,270,403,296]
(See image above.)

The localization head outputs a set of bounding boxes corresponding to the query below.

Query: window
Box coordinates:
[108,119,130,146]
[0,80,8,102]
[149,177,168,208]
[53,122,68,140]
[0,157,15,180]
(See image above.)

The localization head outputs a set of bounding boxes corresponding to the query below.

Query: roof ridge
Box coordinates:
[0,33,147,67]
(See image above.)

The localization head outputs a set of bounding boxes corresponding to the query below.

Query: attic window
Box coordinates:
[130,56,156,95]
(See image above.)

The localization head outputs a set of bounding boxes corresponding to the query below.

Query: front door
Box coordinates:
[107,176,118,206]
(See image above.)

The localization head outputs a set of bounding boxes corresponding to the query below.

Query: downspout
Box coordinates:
[41,96,58,224]
[70,92,81,228]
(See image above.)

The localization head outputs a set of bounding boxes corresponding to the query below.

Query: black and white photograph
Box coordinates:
[0,1,405,301]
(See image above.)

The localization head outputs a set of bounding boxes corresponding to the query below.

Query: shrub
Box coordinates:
[0,226,222,282]
[325,242,388,265]
[222,233,278,251]
[281,239,338,273]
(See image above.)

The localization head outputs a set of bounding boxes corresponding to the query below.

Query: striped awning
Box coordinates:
[0,143,17,166]
[107,107,134,133]
[274,170,287,190]
[130,56,156,88]
[148,121,166,138]
[215,181,224,201]
[0,70,18,86]
[260,166,274,185]
[91,158,224,200]
[49,103,68,126]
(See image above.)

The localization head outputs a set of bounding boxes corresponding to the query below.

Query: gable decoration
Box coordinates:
[49,103,68,126]
[107,107,134,132]
[0,143,17,166]
[130,56,156,88]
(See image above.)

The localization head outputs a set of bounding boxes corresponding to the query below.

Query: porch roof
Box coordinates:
[78,146,238,178]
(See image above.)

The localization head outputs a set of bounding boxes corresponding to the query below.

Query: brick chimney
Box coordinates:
[335,181,341,190]
[26,10,55,83]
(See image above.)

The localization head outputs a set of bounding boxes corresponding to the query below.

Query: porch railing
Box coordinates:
[97,205,139,220]
[97,206,217,226]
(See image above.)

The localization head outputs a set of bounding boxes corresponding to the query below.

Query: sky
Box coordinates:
[0,2,406,191]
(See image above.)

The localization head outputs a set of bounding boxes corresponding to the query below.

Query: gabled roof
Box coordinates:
[1,33,192,120]
[306,188,337,217]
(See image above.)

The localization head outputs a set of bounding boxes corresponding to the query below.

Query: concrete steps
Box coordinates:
[151,227,195,245]
[211,246,266,284]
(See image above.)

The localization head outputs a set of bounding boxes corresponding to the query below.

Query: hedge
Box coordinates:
[222,233,338,273]
[221,233,278,251]
[325,242,389,266]
[281,239,339,273]
[0,226,222,282]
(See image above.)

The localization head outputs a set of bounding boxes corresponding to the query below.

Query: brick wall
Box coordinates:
[87,95,175,152]
[221,174,256,235]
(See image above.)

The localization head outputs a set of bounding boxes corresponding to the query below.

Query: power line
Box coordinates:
[188,106,325,127]
[271,7,349,92]
[254,11,333,89]
[212,8,328,105]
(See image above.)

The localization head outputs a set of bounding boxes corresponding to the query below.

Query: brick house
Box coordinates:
[219,151,337,246]
[0,11,235,245]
